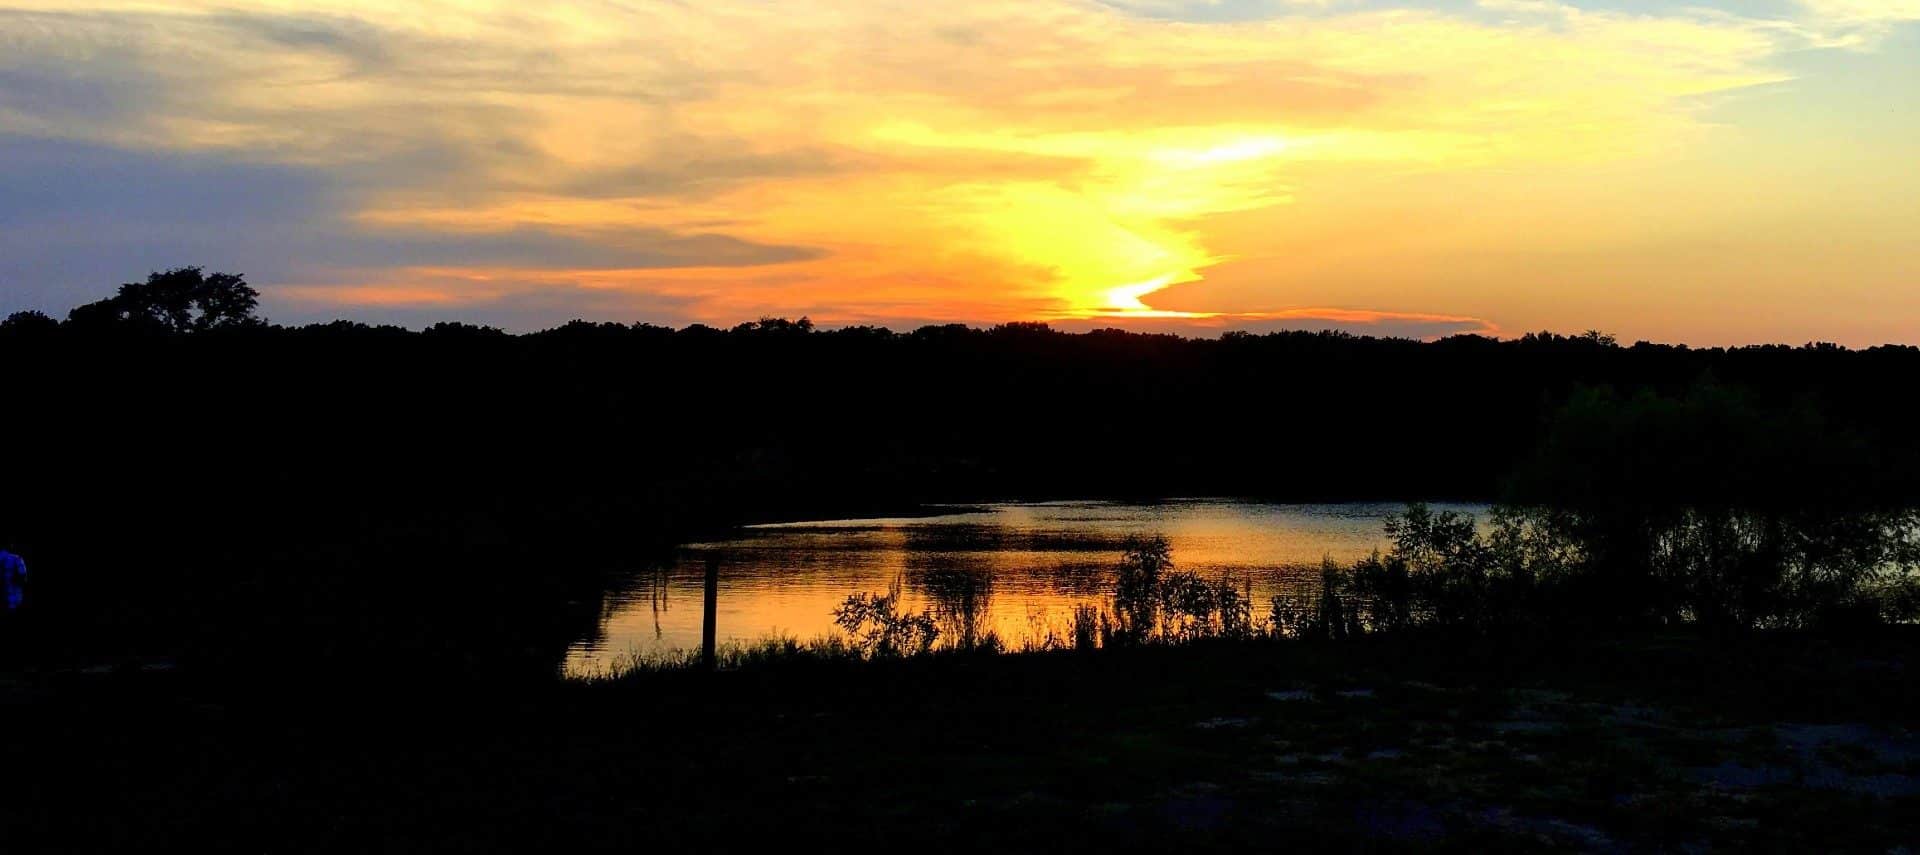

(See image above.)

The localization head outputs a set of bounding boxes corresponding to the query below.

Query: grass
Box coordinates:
[569,634,863,679]
[7,626,1919,852]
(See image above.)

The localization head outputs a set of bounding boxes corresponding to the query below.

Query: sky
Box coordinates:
[1,1,1916,344]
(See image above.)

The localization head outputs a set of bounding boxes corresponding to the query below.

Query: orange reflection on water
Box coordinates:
[564,499,1486,676]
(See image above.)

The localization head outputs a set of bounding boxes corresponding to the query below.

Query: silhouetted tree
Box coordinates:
[1504,381,1913,629]
[989,321,1056,338]
[0,310,58,337]
[11,271,1920,675]
[421,321,507,337]
[66,268,261,333]
[732,316,813,336]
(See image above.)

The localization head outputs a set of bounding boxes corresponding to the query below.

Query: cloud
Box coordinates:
[0,1,1913,333]
[1799,0,1920,25]
[0,135,817,314]
[1791,1,1920,45]
[1096,0,1343,23]
[271,269,710,330]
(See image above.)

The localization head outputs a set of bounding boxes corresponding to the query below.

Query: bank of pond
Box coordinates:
[570,499,1920,679]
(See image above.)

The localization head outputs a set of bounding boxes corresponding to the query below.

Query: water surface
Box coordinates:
[565,499,1485,675]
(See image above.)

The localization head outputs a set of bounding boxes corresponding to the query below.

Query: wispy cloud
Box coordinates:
[0,1,1914,338]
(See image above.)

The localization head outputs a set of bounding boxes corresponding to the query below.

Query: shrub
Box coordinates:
[833,581,939,657]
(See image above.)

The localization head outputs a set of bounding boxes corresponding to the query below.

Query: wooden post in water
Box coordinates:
[701,554,720,671]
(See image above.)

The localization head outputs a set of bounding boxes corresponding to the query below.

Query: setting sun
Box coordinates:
[9,3,1920,848]
[2,0,1917,341]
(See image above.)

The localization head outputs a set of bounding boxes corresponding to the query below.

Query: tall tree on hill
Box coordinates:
[67,267,262,333]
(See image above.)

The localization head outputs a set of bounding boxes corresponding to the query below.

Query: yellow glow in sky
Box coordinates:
[1,0,1918,342]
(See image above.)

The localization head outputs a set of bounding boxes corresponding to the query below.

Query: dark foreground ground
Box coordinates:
[6,630,1919,853]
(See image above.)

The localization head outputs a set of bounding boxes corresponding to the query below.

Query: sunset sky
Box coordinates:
[2,1,1916,343]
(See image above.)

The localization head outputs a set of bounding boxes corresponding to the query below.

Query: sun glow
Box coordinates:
[8,0,1918,341]
[1102,275,1181,314]
[856,124,1302,316]
[1153,136,1289,168]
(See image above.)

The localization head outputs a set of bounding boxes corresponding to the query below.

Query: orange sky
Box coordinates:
[2,1,1917,343]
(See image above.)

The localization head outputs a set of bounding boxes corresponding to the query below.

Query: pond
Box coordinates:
[564,499,1487,676]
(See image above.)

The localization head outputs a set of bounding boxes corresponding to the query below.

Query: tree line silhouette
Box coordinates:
[4,268,1918,677]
